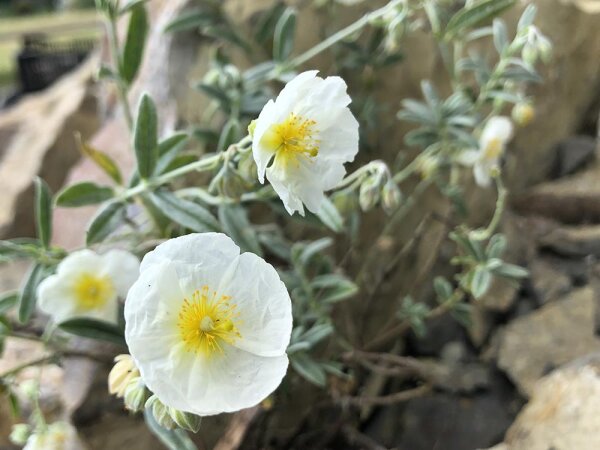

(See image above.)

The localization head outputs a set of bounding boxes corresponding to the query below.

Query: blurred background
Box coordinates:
[0,1,599,449]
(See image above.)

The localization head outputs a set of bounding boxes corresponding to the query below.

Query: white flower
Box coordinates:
[24,422,78,450]
[37,249,140,324]
[124,233,292,416]
[252,70,359,215]
[458,116,514,187]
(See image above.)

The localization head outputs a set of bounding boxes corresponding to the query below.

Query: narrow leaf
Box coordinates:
[59,318,126,347]
[155,132,190,175]
[56,182,114,207]
[445,0,516,39]
[134,94,158,179]
[315,197,344,233]
[273,7,297,62]
[0,292,18,314]
[120,3,148,84]
[18,264,45,324]
[149,191,220,232]
[34,178,52,248]
[76,133,123,184]
[290,353,326,387]
[471,267,492,299]
[86,201,126,245]
[218,205,262,256]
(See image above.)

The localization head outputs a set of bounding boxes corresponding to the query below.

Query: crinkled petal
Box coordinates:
[316,107,359,164]
[56,249,103,277]
[140,233,240,273]
[225,252,292,357]
[101,249,140,298]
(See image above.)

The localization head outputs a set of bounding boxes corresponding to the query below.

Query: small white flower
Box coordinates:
[124,233,292,416]
[37,249,140,324]
[24,422,78,450]
[252,70,359,215]
[458,116,514,187]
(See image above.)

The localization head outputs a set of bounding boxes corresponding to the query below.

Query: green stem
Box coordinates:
[0,355,56,379]
[107,15,134,130]
[475,175,507,240]
[288,0,402,69]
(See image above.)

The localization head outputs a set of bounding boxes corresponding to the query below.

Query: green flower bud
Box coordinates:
[238,151,258,183]
[359,176,382,212]
[9,423,30,445]
[522,43,538,66]
[145,395,175,430]
[19,380,38,400]
[381,180,402,214]
[123,377,148,412]
[168,408,202,433]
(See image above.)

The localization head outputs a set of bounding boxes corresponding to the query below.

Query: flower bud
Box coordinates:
[417,156,439,180]
[512,102,535,127]
[19,380,38,400]
[108,354,140,398]
[123,377,148,412]
[381,180,402,214]
[522,43,538,66]
[169,407,202,433]
[9,424,30,445]
[145,395,175,430]
[238,151,258,183]
[359,176,382,212]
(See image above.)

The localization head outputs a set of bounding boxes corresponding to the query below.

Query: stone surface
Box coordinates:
[490,356,600,450]
[513,164,600,224]
[539,224,600,257]
[529,258,572,304]
[490,287,600,396]
[0,56,100,239]
[552,135,597,178]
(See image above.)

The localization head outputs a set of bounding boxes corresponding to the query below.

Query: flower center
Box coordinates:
[483,137,503,160]
[261,112,319,168]
[177,286,241,356]
[73,273,115,310]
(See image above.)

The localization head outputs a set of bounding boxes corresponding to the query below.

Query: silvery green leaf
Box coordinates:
[218,205,263,256]
[217,119,241,151]
[517,4,537,31]
[120,3,148,84]
[164,9,217,33]
[290,353,326,387]
[491,263,529,279]
[134,94,158,179]
[59,318,126,347]
[55,182,114,207]
[492,19,508,53]
[155,132,190,175]
[254,2,286,44]
[273,7,297,62]
[86,201,126,245]
[445,0,516,39]
[315,197,344,233]
[297,238,333,267]
[433,276,453,302]
[471,266,492,299]
[149,191,220,233]
[18,264,45,324]
[486,234,507,259]
[0,292,18,314]
[34,178,52,248]
[300,323,334,346]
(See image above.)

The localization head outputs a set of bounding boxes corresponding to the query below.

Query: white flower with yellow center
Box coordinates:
[124,233,292,416]
[24,422,78,450]
[37,249,140,324]
[252,70,359,215]
[458,116,514,187]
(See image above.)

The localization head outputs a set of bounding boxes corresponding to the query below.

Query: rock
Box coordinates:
[0,55,100,239]
[539,224,600,257]
[366,374,517,450]
[490,287,600,396]
[529,258,572,304]
[552,135,597,178]
[480,278,519,312]
[513,164,600,224]
[491,355,600,450]
[468,305,494,348]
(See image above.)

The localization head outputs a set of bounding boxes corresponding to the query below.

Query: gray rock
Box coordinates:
[553,135,597,178]
[539,224,600,257]
[488,355,600,450]
[529,258,572,304]
[491,287,600,396]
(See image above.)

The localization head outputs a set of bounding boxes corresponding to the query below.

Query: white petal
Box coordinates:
[225,252,292,357]
[252,99,278,183]
[480,116,514,147]
[151,347,289,416]
[316,107,359,163]
[140,233,240,272]
[294,76,352,130]
[473,162,492,187]
[456,149,480,166]
[37,274,79,323]
[101,250,140,298]
[56,249,103,277]
[266,164,306,215]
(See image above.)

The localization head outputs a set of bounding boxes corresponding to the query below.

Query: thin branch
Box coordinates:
[340,384,431,407]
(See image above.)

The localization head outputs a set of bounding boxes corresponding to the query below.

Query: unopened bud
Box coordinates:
[238,151,258,183]
[359,176,382,211]
[9,424,30,445]
[381,181,402,214]
[123,377,148,412]
[108,354,139,398]
[145,395,175,430]
[512,102,535,127]
[537,36,552,63]
[522,43,538,66]
[169,408,202,433]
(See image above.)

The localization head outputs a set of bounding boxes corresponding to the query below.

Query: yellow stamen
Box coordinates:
[483,137,503,160]
[177,286,241,356]
[260,112,319,169]
[73,273,115,310]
